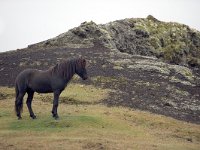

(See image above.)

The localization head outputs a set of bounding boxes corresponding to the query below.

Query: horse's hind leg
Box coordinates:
[15,92,25,120]
[26,90,36,119]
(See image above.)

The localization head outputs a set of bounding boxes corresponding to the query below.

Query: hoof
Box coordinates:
[18,117,22,120]
[53,114,59,120]
[54,116,59,120]
[31,115,37,119]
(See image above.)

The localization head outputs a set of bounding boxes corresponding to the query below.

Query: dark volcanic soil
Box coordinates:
[0,44,200,124]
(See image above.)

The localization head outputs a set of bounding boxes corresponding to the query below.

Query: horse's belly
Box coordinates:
[29,72,65,93]
[35,87,53,93]
[30,80,53,93]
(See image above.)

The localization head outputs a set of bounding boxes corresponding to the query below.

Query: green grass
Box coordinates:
[9,115,105,131]
[0,85,200,150]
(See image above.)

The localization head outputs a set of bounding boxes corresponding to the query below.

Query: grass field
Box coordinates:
[0,84,200,150]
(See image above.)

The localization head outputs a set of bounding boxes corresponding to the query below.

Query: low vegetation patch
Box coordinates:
[0,87,14,100]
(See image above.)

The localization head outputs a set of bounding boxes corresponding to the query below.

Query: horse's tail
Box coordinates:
[15,81,23,115]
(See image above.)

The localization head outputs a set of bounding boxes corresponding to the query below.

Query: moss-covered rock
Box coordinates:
[29,16,200,67]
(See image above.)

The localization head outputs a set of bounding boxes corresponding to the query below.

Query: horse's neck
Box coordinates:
[64,72,75,83]
[63,65,75,83]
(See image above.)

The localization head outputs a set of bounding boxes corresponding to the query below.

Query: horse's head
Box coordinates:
[75,58,88,80]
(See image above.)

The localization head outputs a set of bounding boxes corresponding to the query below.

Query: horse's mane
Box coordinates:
[50,58,77,80]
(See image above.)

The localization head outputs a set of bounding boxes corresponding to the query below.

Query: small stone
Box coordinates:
[186,138,193,142]
[164,101,176,107]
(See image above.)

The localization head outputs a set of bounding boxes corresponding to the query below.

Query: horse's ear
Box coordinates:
[77,57,86,67]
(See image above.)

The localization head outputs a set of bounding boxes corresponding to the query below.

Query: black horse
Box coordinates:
[15,57,88,120]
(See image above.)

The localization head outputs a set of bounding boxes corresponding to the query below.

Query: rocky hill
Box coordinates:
[30,15,200,67]
[0,16,200,124]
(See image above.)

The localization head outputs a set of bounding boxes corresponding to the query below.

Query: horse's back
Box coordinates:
[16,69,37,79]
[16,69,54,93]
[15,69,40,86]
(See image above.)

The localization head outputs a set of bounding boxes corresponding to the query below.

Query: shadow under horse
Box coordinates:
[15,57,88,119]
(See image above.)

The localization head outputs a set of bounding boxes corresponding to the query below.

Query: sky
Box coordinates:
[0,0,200,52]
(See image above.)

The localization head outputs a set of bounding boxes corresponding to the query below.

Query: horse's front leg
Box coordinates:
[52,90,61,119]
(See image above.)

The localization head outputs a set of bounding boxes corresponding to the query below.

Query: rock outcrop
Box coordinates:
[29,15,200,67]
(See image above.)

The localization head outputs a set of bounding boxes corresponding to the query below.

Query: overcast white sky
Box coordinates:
[0,0,200,52]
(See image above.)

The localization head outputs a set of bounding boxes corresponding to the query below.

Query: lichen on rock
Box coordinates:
[29,15,200,68]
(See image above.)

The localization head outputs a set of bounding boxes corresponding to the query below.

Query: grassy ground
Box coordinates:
[0,84,200,150]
